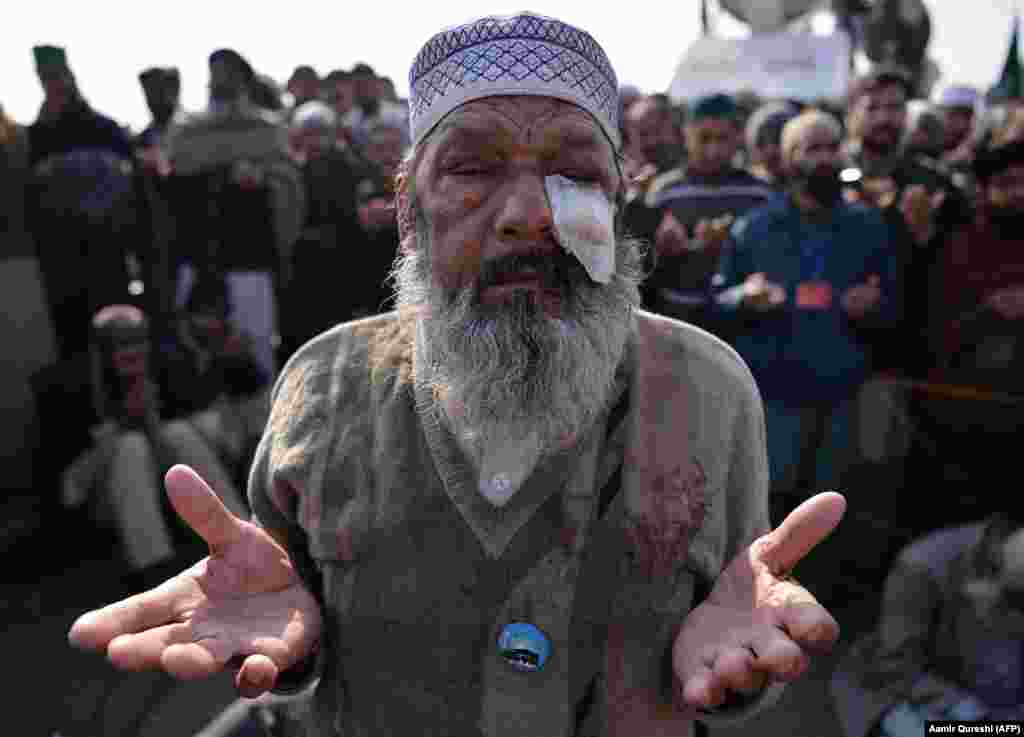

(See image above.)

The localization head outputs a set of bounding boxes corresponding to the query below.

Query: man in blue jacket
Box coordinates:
[714,109,898,518]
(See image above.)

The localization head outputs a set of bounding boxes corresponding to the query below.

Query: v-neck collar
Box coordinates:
[414,377,581,559]
[410,321,632,559]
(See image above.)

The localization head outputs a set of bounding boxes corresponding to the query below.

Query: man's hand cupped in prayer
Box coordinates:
[672,493,845,711]
[68,465,322,698]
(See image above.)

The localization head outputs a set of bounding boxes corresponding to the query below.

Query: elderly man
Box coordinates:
[69,13,843,737]
[166,48,305,378]
[715,109,896,519]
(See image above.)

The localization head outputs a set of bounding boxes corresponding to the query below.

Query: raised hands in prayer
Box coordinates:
[68,465,322,698]
[673,492,845,710]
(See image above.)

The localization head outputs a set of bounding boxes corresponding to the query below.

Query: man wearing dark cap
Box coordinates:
[745,101,801,187]
[71,13,844,737]
[27,45,134,167]
[164,47,304,379]
[626,92,775,332]
[137,67,181,152]
[27,45,140,361]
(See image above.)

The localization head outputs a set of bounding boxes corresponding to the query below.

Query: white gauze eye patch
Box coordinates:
[544,174,616,284]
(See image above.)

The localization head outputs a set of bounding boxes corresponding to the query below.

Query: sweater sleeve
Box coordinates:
[246,341,339,693]
[692,344,782,726]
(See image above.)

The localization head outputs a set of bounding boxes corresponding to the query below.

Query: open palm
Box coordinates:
[68,465,322,697]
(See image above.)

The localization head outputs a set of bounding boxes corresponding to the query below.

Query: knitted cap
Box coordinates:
[745,101,800,149]
[292,100,338,131]
[690,93,740,123]
[408,12,620,148]
[33,45,71,80]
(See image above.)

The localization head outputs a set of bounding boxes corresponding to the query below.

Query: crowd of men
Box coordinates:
[1,41,1022,574]
[620,73,1023,530]
[1,46,406,571]
[1,19,1022,737]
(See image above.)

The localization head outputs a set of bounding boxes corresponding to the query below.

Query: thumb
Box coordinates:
[756,492,846,577]
[165,464,245,553]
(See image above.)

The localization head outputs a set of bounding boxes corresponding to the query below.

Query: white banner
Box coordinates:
[668,32,852,104]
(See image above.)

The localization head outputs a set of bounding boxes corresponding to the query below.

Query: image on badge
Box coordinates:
[498,622,551,673]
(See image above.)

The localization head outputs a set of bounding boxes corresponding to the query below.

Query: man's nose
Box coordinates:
[495,171,555,244]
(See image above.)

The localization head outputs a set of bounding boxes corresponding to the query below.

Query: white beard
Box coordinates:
[396,225,643,507]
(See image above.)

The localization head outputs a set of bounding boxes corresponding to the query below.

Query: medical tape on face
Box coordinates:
[544,174,616,284]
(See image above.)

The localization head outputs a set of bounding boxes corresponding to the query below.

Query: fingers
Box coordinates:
[745,272,766,291]
[755,492,847,576]
[106,621,210,672]
[776,601,840,656]
[656,212,682,236]
[162,636,239,680]
[748,627,810,681]
[165,464,244,553]
[678,645,770,709]
[236,654,280,698]
[69,573,195,652]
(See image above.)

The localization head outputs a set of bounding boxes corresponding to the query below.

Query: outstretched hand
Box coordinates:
[673,493,845,710]
[68,465,322,698]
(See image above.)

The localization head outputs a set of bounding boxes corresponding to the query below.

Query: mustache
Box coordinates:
[476,247,590,294]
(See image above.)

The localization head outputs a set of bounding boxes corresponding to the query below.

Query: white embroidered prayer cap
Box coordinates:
[408,11,621,149]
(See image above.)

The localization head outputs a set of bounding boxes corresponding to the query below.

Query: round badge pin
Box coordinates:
[498,622,551,673]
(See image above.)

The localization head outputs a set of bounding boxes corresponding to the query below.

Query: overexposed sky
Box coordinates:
[2,0,1021,131]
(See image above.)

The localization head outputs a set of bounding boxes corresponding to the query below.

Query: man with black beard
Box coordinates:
[716,109,897,519]
[70,13,845,737]
[842,67,971,378]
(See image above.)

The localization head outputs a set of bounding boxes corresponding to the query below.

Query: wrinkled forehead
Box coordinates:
[421,96,615,157]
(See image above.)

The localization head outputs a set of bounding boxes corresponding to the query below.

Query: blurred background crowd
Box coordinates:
[2,2,1024,735]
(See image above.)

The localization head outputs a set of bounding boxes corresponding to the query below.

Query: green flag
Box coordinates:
[991,14,1022,102]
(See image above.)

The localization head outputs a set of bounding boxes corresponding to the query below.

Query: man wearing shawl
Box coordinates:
[166,48,305,379]
[70,13,844,737]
